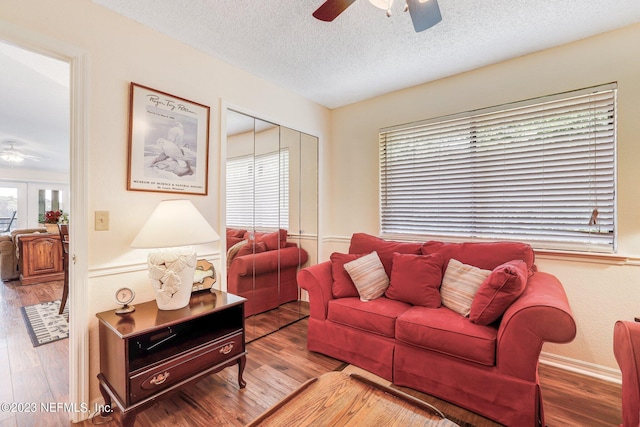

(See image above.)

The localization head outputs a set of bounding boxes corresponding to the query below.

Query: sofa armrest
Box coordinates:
[297,261,333,321]
[496,271,576,380]
[230,246,308,277]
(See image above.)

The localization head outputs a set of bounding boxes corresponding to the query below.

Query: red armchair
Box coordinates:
[614,320,640,427]
[226,228,308,317]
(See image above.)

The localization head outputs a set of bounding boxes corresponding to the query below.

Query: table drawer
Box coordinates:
[129,332,243,403]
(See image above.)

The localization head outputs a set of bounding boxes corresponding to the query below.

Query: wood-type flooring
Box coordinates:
[0,279,623,426]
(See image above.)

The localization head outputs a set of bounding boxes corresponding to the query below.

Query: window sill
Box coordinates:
[535,249,628,265]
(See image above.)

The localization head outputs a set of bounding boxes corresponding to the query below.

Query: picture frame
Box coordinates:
[127,83,210,195]
[192,259,217,293]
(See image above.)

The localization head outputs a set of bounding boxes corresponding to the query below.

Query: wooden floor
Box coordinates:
[245,301,310,343]
[0,280,623,426]
[0,279,69,427]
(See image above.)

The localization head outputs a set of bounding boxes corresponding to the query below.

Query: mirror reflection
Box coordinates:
[225,109,318,342]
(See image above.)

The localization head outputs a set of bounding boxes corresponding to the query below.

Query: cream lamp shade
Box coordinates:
[369,0,393,10]
[131,199,220,310]
[131,199,220,248]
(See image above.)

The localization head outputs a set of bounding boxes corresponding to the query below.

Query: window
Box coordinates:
[226,149,289,230]
[379,84,617,253]
[0,187,18,233]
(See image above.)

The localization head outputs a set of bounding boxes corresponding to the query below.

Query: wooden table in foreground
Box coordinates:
[96,290,247,427]
[246,372,459,426]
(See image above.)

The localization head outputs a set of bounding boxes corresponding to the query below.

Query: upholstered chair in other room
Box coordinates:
[614,320,640,427]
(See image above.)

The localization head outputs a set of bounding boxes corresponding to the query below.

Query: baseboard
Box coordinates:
[540,351,621,384]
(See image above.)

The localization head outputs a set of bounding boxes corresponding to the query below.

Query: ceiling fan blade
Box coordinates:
[313,0,357,22]
[406,0,442,32]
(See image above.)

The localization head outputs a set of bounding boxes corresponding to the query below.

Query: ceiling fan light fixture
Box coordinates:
[370,0,394,16]
[314,0,441,31]
[369,0,393,10]
[406,0,442,32]
[0,152,25,163]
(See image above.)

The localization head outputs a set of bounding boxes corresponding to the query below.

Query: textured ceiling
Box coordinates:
[91,0,640,109]
[3,1,640,176]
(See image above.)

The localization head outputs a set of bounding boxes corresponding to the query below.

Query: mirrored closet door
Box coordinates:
[225,109,318,342]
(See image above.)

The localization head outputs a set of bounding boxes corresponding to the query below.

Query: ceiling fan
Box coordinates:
[313,0,442,32]
[0,142,42,164]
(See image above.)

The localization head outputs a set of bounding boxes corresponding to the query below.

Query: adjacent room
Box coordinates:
[1,0,640,426]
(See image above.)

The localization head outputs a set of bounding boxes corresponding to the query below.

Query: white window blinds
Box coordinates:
[226,149,289,230]
[379,84,617,253]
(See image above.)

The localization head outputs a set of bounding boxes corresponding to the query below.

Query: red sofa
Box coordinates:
[226,228,308,317]
[298,233,576,426]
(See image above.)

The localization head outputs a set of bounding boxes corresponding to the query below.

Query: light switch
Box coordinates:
[95,211,109,231]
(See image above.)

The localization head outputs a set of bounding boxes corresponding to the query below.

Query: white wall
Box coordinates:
[1,0,330,405]
[326,23,640,377]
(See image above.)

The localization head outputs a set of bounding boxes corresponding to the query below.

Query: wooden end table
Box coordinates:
[96,290,247,427]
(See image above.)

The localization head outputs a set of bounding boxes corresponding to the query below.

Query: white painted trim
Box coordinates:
[323,235,351,245]
[88,252,221,278]
[219,100,230,291]
[68,48,90,424]
[0,20,90,423]
[540,351,621,384]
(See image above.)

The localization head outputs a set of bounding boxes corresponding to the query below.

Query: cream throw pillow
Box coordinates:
[441,258,491,316]
[226,240,248,268]
[343,251,389,301]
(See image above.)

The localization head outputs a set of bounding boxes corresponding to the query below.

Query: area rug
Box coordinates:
[20,300,69,347]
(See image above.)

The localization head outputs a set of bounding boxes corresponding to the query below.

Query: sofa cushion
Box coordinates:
[396,306,497,366]
[227,240,247,267]
[344,251,389,301]
[441,259,491,317]
[244,229,288,251]
[349,233,423,277]
[421,240,535,272]
[330,252,363,298]
[328,297,411,338]
[237,241,267,258]
[226,228,246,250]
[470,260,528,325]
[226,240,268,267]
[226,228,247,238]
[386,253,444,307]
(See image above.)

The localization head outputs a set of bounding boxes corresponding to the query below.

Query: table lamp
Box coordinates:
[131,199,220,310]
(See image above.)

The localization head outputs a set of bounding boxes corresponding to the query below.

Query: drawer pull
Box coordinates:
[149,372,170,386]
[220,343,234,354]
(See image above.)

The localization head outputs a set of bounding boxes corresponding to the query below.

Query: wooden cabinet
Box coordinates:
[96,290,247,427]
[18,233,63,285]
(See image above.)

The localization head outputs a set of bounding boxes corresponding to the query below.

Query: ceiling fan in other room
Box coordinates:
[0,142,42,165]
[313,0,442,32]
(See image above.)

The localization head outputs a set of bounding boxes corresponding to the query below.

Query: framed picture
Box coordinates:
[192,259,217,293]
[127,83,210,195]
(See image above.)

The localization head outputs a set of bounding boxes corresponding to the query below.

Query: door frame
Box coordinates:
[0,20,90,423]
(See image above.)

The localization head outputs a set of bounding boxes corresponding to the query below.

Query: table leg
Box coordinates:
[97,376,112,416]
[238,355,247,389]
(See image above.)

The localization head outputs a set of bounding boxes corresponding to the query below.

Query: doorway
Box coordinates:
[0,22,90,423]
[0,30,80,421]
